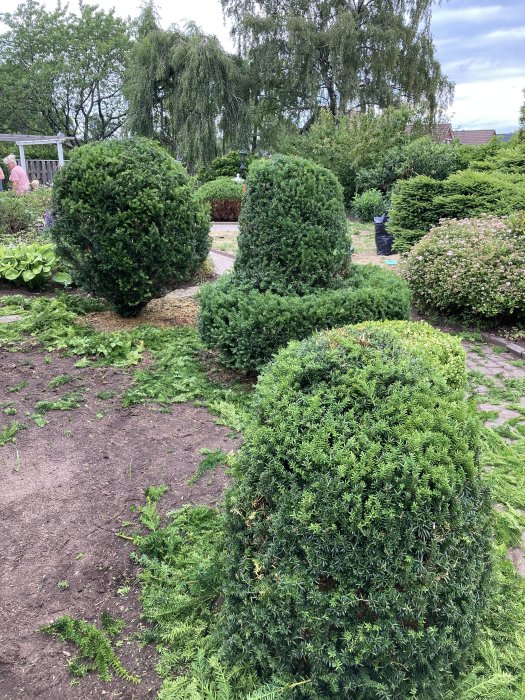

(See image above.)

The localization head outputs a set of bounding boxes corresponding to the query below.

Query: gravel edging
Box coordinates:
[481,332,525,359]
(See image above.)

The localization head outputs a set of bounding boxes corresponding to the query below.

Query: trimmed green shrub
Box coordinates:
[388,176,445,251]
[405,216,525,321]
[0,242,71,289]
[390,170,525,252]
[196,177,244,221]
[221,324,492,699]
[51,138,210,316]
[234,155,350,295]
[197,150,258,182]
[196,177,244,203]
[352,320,467,390]
[198,266,410,372]
[351,189,385,222]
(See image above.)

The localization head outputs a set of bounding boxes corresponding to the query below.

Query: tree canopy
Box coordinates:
[222,0,452,128]
[124,3,249,171]
[0,0,131,143]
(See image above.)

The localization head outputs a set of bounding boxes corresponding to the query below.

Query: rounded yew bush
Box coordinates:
[221,324,492,699]
[234,154,350,295]
[52,138,210,316]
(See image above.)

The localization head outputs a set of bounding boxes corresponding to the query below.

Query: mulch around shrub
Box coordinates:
[0,345,239,699]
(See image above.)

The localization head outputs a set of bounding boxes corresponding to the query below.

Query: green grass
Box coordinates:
[35,390,86,414]
[47,374,76,389]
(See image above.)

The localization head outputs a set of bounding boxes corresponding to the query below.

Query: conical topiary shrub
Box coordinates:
[221,324,492,698]
[199,155,410,372]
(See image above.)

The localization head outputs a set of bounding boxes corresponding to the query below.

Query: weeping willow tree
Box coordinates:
[125,3,249,171]
[222,0,452,129]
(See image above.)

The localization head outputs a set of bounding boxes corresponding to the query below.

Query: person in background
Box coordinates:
[3,154,30,194]
[0,166,4,191]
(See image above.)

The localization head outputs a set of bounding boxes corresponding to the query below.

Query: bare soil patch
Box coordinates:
[0,344,239,699]
[82,297,199,332]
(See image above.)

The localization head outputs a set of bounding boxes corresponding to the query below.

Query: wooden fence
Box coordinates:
[17,159,62,184]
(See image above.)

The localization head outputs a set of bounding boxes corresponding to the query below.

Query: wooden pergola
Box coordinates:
[0,132,75,170]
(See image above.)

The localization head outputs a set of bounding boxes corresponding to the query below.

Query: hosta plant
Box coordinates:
[0,242,71,289]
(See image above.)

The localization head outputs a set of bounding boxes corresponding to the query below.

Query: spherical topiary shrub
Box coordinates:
[221,325,492,699]
[234,154,350,295]
[405,216,525,322]
[52,138,210,316]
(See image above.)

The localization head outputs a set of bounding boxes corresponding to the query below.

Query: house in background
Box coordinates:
[452,129,496,145]
[406,123,505,146]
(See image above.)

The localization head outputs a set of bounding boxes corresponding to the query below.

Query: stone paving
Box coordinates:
[464,341,525,576]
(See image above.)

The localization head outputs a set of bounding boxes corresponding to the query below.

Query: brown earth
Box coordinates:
[0,344,238,700]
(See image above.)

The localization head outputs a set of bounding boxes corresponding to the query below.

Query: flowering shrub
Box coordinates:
[405,216,525,321]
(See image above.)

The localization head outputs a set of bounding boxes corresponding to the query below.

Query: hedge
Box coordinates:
[389,170,525,252]
[221,324,492,699]
[198,265,411,372]
[52,138,210,316]
[196,177,244,221]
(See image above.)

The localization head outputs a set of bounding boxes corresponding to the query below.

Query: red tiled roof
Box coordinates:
[452,130,496,145]
[405,123,454,142]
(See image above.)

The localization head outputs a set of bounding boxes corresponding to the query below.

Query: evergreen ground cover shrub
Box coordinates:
[196,177,244,221]
[351,189,385,222]
[390,170,525,252]
[405,216,525,322]
[51,138,210,317]
[221,324,493,699]
[199,153,411,372]
[199,266,410,372]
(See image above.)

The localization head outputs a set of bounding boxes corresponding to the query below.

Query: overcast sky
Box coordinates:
[1,0,524,133]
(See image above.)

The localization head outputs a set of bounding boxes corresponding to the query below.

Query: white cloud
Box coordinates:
[451,76,524,131]
[480,26,525,41]
[432,5,504,24]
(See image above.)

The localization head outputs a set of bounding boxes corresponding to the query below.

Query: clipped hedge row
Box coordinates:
[222,324,492,699]
[389,169,525,251]
[198,265,410,372]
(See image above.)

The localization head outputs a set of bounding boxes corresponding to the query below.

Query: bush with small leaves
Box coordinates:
[52,138,210,316]
[196,177,244,221]
[199,154,410,371]
[405,216,525,321]
[199,265,410,372]
[351,189,386,222]
[389,170,525,252]
[221,324,492,699]
[234,155,350,295]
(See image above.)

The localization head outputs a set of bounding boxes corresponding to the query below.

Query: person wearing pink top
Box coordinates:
[3,154,30,194]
